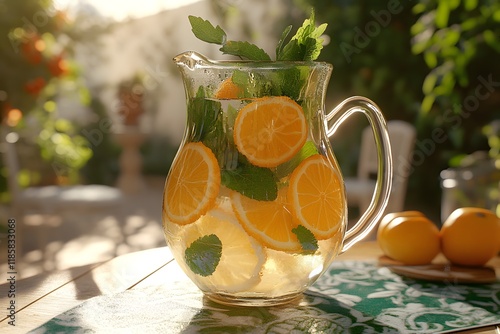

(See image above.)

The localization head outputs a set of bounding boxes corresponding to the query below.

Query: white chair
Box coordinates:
[344,120,417,218]
[1,129,124,257]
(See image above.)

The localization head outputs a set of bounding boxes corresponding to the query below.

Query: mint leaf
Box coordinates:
[278,10,327,61]
[185,234,222,276]
[187,91,223,143]
[275,141,318,179]
[231,70,274,97]
[276,25,292,59]
[220,41,271,61]
[279,68,304,100]
[189,16,226,45]
[278,39,303,61]
[302,37,323,62]
[222,162,278,201]
[292,225,318,253]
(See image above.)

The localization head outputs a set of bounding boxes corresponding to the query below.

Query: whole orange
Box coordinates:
[377,211,425,255]
[440,207,500,267]
[380,216,440,265]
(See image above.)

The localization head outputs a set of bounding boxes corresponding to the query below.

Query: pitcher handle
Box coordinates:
[326,96,393,253]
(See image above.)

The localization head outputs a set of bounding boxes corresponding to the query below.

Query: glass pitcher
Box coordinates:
[162,51,392,307]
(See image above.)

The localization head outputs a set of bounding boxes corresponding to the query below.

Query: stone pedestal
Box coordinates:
[113,126,146,194]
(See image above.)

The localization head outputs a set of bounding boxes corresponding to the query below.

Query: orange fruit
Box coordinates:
[214,77,242,99]
[377,211,425,254]
[163,142,220,225]
[288,154,345,240]
[380,216,440,265]
[231,188,302,251]
[440,207,500,267]
[233,96,307,168]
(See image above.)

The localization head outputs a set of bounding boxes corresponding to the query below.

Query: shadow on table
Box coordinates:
[180,291,384,333]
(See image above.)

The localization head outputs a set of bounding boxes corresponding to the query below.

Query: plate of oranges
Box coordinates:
[377,207,500,283]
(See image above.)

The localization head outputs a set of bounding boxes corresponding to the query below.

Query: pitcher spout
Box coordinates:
[173,51,212,70]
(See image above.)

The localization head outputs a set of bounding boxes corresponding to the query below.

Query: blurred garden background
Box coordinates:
[0,0,499,274]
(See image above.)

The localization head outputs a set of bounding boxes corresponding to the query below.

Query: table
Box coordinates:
[0,242,499,333]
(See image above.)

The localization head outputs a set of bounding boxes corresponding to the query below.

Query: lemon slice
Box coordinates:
[180,207,265,293]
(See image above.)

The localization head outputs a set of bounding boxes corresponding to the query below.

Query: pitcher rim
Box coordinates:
[173,51,333,69]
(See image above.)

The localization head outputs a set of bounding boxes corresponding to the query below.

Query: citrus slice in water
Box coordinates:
[163,142,220,225]
[181,208,266,293]
[214,77,242,99]
[233,96,307,168]
[288,155,345,239]
[231,188,302,251]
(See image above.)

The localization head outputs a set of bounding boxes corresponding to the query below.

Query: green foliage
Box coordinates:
[483,120,500,160]
[0,0,93,193]
[412,0,500,115]
[80,97,121,185]
[409,0,500,214]
[293,0,499,217]
[36,113,93,183]
[294,0,427,118]
[0,0,64,114]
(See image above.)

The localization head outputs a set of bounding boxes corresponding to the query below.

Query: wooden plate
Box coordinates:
[378,256,498,284]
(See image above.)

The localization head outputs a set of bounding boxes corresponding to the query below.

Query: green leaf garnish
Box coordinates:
[221,41,271,61]
[275,141,319,179]
[276,25,293,59]
[185,234,222,276]
[188,16,226,45]
[189,9,327,62]
[277,39,303,62]
[292,225,318,253]
[231,70,274,98]
[189,16,271,60]
[277,10,327,61]
[187,91,223,144]
[222,162,278,201]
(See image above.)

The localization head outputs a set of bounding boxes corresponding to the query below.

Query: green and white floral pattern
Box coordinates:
[31,261,500,333]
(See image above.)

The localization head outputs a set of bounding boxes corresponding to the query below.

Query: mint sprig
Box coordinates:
[189,9,327,61]
[185,234,222,276]
[188,15,270,61]
[187,87,223,143]
[278,11,327,61]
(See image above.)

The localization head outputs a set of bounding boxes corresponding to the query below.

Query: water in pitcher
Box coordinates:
[163,94,347,305]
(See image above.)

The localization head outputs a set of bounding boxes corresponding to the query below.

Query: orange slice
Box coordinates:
[233,96,307,168]
[231,188,302,251]
[288,155,345,239]
[163,142,220,225]
[214,77,242,99]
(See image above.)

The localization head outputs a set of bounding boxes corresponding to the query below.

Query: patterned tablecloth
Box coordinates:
[30,261,500,333]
